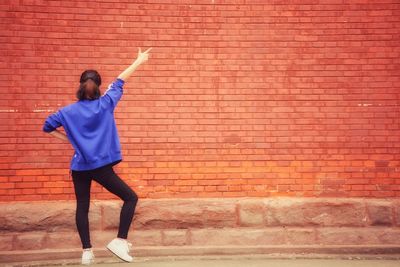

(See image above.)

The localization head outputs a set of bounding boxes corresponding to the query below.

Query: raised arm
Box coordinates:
[117,47,152,81]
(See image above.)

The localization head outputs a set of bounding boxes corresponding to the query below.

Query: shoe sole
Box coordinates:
[82,258,95,265]
[106,243,133,262]
[82,254,95,265]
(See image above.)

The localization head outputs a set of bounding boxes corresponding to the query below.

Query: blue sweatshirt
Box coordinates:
[42,77,125,171]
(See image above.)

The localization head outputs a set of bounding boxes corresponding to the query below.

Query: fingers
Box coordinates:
[144,47,152,53]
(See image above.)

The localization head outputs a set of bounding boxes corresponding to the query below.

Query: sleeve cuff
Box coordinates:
[42,124,55,133]
[116,77,125,85]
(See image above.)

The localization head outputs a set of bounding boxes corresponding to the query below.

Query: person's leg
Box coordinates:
[71,169,93,249]
[92,164,138,239]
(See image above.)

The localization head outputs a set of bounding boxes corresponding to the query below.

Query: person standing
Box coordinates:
[42,47,152,265]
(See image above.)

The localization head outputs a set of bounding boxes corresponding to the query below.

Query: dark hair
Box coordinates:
[76,69,102,101]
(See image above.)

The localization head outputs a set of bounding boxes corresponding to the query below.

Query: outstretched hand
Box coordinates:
[118,47,153,82]
[136,47,152,65]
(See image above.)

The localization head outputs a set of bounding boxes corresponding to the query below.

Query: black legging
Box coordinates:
[71,162,138,249]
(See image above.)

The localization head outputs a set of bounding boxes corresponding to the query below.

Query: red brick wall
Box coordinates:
[1,1,399,201]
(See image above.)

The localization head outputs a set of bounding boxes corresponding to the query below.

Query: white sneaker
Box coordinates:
[81,248,95,265]
[106,237,133,262]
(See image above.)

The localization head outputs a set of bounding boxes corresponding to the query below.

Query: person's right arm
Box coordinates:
[117,47,152,82]
[101,47,152,111]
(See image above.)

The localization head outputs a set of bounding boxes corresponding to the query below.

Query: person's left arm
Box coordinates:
[42,110,69,141]
[48,129,69,141]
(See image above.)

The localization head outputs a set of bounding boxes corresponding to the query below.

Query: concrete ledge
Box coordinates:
[0,197,399,263]
[1,227,400,251]
[1,197,399,232]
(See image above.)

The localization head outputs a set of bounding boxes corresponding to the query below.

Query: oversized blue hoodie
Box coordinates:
[42,77,125,171]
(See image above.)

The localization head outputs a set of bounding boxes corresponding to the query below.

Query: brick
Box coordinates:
[44,231,81,249]
[285,228,317,245]
[190,228,286,246]
[162,229,189,246]
[366,200,393,226]
[237,198,266,226]
[130,198,237,229]
[130,230,163,246]
[394,199,400,226]
[0,201,102,232]
[264,198,367,227]
[317,227,391,245]
[14,232,46,250]
[0,234,14,251]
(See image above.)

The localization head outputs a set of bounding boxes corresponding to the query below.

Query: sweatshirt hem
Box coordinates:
[70,153,122,171]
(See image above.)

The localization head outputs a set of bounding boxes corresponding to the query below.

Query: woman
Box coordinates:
[42,47,152,265]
